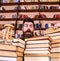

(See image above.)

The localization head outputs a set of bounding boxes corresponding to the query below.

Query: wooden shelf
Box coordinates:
[1,2,60,6]
[1,2,19,6]
[0,1,60,34]
[17,18,60,21]
[19,9,60,12]
[0,18,18,21]
[0,18,60,21]
[19,2,60,5]
[0,10,18,13]
[0,9,60,13]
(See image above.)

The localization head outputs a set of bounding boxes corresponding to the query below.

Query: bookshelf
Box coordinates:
[0,0,60,36]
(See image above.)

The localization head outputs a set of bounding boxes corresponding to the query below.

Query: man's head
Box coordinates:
[22,18,34,38]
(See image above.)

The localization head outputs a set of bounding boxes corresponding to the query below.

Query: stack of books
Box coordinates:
[24,36,51,61]
[0,44,16,61]
[45,28,60,61]
[51,34,60,61]
[0,38,25,61]
[12,38,25,61]
[12,39,25,48]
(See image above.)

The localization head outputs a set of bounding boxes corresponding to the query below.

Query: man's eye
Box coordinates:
[30,25,33,27]
[25,24,28,27]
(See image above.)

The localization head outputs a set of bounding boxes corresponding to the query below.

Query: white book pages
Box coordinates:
[51,36,60,40]
[13,39,25,44]
[26,48,49,51]
[51,43,60,47]
[26,44,50,48]
[0,57,16,61]
[24,50,50,54]
[24,57,50,61]
[51,47,60,52]
[48,32,60,37]
[12,43,25,48]
[27,40,50,44]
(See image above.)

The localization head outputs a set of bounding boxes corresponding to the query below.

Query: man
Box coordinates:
[21,18,35,40]
[21,18,60,40]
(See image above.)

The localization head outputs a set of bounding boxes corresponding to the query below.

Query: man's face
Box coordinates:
[22,22,34,36]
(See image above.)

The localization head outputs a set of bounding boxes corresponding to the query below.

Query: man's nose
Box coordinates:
[27,26,30,29]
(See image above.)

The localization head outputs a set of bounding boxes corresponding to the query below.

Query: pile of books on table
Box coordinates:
[0,38,25,61]
[24,36,51,61]
[45,28,60,61]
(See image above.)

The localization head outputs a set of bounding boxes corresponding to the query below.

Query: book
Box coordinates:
[46,32,60,37]
[51,39,60,43]
[17,57,23,61]
[51,47,60,52]
[24,50,50,54]
[51,53,60,58]
[24,53,50,57]
[17,52,23,57]
[12,42,25,48]
[26,43,50,48]
[0,50,17,57]
[50,36,60,40]
[16,46,24,52]
[0,44,16,51]
[24,57,50,61]
[51,57,60,61]
[25,36,51,42]
[51,43,60,47]
[45,28,60,34]
[0,57,16,61]
[13,39,25,45]
[26,40,50,44]
[0,51,23,57]
[25,48,50,51]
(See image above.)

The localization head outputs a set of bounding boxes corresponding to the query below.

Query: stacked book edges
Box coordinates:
[45,28,60,61]
[0,44,24,61]
[24,57,51,61]
[51,53,60,61]
[12,39,25,48]
[25,36,51,54]
[24,36,51,61]
[45,28,60,34]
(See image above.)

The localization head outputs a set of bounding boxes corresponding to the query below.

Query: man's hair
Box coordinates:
[23,18,34,26]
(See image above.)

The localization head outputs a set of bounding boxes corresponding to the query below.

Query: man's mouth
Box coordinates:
[25,32,31,34]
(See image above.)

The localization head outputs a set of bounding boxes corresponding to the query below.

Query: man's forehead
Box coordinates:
[24,22,33,25]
